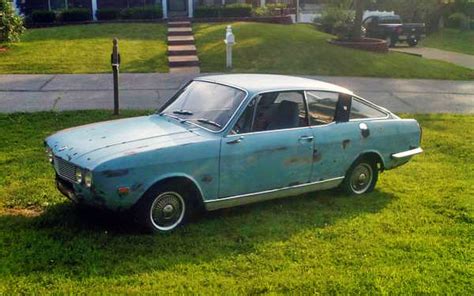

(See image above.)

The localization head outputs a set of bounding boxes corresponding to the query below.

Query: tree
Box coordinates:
[352,0,364,39]
[0,0,25,44]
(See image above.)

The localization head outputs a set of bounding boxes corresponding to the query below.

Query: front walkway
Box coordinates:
[391,47,474,70]
[0,73,473,114]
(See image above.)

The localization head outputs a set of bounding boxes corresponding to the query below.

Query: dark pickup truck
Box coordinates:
[362,15,425,47]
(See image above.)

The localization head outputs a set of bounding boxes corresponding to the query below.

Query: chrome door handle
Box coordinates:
[299,135,314,142]
[227,136,244,144]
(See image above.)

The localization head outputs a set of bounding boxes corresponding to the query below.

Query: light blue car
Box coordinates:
[45,74,423,233]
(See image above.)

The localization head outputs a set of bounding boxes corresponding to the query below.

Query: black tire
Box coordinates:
[407,37,418,47]
[341,157,378,195]
[134,181,197,233]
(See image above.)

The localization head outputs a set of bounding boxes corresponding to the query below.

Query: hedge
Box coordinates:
[96,8,121,20]
[194,4,252,18]
[31,10,56,23]
[60,8,91,22]
[120,6,162,19]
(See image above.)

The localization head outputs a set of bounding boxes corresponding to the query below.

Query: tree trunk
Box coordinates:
[352,0,364,40]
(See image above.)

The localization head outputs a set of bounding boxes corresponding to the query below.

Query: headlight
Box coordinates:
[75,169,83,184]
[84,171,93,188]
[45,147,53,163]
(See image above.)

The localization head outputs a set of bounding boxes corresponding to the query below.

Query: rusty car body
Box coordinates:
[45,74,423,232]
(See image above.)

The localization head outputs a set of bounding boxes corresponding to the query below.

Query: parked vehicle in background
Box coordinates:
[362,15,425,47]
[44,74,423,233]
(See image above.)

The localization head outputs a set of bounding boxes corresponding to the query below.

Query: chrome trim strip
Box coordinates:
[391,147,423,159]
[204,177,344,211]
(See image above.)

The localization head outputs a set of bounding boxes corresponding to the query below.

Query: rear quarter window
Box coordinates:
[350,98,387,120]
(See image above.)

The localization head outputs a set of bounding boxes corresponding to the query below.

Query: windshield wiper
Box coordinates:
[172,109,194,115]
[197,118,222,129]
[160,112,189,124]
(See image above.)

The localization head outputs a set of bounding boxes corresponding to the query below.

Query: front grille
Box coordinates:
[53,156,77,183]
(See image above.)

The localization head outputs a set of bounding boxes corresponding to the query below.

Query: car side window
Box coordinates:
[305,91,339,126]
[253,91,308,132]
[350,98,387,119]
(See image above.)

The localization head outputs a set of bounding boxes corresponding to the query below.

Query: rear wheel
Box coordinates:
[134,182,195,233]
[342,157,378,195]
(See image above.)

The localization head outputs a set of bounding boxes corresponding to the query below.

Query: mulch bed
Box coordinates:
[328,37,389,53]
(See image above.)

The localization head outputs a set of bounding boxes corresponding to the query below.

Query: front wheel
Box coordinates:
[342,158,378,195]
[134,183,192,233]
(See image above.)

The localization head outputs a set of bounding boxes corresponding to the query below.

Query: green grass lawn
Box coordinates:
[194,23,474,80]
[0,24,168,74]
[0,111,472,294]
[423,28,474,55]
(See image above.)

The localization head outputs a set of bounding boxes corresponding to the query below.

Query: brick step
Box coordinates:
[169,66,200,74]
[168,35,194,45]
[168,21,192,28]
[168,55,200,67]
[168,45,197,56]
[168,27,193,36]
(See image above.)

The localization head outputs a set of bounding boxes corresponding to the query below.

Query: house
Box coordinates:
[17,0,296,19]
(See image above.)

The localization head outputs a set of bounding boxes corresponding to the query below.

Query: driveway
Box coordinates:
[390,46,474,70]
[0,73,473,114]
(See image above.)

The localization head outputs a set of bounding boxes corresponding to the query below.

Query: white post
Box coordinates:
[162,0,167,19]
[260,0,265,7]
[224,25,235,68]
[188,0,193,18]
[48,0,51,11]
[222,0,225,5]
[91,0,97,20]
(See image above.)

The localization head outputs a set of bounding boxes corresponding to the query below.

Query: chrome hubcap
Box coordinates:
[350,163,373,194]
[150,192,185,231]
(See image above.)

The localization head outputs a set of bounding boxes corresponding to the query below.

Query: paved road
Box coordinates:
[0,73,473,114]
[391,46,474,70]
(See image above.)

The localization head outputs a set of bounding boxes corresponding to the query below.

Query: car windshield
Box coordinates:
[379,16,402,24]
[160,80,246,131]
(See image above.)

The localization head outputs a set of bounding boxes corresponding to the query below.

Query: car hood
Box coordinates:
[46,115,201,162]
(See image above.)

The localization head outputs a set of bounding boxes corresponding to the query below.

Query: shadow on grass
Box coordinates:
[0,189,394,278]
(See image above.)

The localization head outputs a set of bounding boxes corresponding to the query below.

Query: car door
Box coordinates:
[219,91,314,198]
[305,91,353,182]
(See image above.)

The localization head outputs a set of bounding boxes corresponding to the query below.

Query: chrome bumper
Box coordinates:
[391,147,423,159]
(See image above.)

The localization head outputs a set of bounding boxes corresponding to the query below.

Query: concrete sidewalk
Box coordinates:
[0,73,473,114]
[391,46,474,70]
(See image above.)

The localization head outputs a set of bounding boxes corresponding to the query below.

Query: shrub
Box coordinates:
[120,6,162,19]
[317,6,354,38]
[253,3,287,16]
[194,6,219,18]
[96,8,120,20]
[60,8,91,22]
[447,12,469,29]
[0,0,25,43]
[221,3,252,17]
[31,10,56,23]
